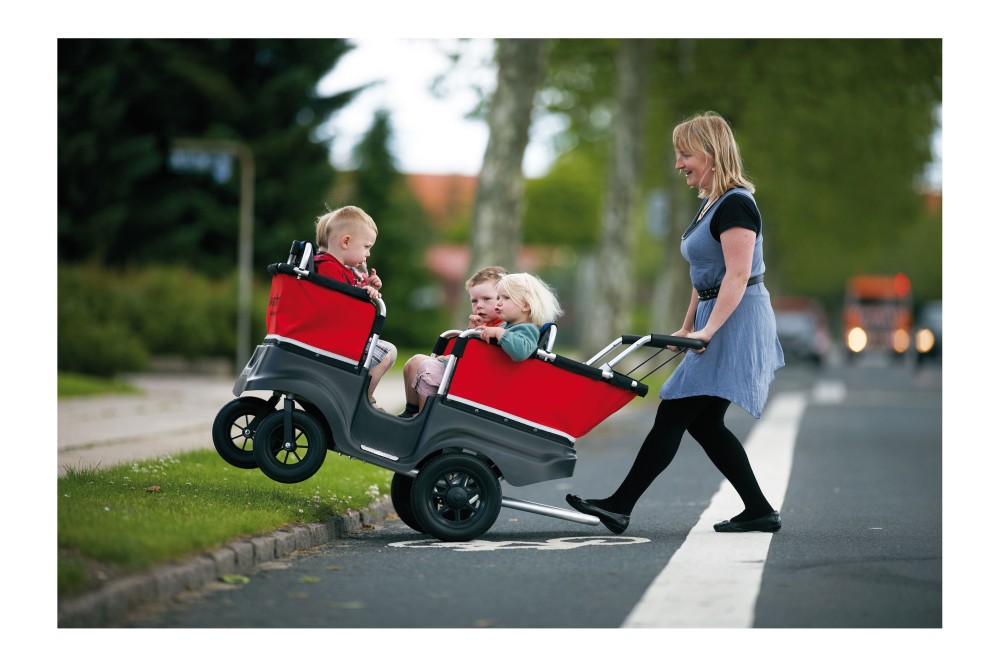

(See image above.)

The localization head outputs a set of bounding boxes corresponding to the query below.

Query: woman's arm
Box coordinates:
[668,289,701,351]
[689,226,756,348]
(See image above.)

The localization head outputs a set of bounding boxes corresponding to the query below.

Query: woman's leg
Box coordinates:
[595,396,711,515]
[686,397,774,521]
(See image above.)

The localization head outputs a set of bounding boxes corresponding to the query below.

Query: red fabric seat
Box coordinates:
[444,339,643,442]
[265,271,377,367]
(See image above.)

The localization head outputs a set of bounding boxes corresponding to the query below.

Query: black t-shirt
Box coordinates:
[700,191,761,242]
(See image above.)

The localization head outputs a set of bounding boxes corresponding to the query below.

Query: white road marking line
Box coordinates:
[388,536,650,551]
[811,379,847,404]
[622,392,808,628]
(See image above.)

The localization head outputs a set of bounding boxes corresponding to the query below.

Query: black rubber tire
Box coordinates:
[252,409,327,484]
[410,453,501,542]
[211,397,276,469]
[390,473,425,534]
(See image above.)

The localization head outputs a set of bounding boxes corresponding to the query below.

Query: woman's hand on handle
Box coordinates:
[667,328,692,352]
[686,328,712,353]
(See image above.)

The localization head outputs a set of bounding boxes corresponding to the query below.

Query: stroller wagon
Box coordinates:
[212,241,703,541]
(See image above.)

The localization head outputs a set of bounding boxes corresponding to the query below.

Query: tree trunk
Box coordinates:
[583,39,650,352]
[469,39,547,274]
[651,172,696,334]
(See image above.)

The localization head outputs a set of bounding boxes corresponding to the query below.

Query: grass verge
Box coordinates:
[58,372,140,398]
[58,448,392,598]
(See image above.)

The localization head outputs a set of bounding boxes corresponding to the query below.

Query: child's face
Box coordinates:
[336,227,377,267]
[495,284,530,324]
[468,282,498,322]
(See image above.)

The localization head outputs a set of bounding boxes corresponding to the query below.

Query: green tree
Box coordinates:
[349,109,446,346]
[58,39,359,273]
[470,39,548,272]
[586,39,652,351]
[533,38,941,328]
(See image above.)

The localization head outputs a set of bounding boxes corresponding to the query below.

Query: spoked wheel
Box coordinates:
[411,453,501,542]
[212,397,276,469]
[390,473,424,534]
[252,409,327,484]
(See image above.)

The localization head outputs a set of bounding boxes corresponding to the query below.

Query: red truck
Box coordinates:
[842,274,913,359]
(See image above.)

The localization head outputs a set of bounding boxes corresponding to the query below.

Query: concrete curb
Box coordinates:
[57,496,396,628]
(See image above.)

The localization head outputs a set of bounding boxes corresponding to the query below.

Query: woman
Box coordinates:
[567,111,785,534]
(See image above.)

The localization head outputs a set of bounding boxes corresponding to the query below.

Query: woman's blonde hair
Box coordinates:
[495,273,563,327]
[673,111,754,199]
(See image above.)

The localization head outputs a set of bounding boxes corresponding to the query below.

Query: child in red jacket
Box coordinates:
[313,205,396,411]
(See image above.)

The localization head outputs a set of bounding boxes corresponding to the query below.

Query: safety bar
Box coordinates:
[501,496,601,525]
[437,329,482,397]
[585,334,705,371]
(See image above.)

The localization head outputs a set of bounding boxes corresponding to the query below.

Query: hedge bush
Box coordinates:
[58,264,267,377]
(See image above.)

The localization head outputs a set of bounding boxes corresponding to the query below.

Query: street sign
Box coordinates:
[169,148,234,184]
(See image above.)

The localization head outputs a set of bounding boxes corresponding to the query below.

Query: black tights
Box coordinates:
[596,396,774,520]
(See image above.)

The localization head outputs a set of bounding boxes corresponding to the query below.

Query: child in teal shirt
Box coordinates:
[476,272,562,360]
[411,272,562,411]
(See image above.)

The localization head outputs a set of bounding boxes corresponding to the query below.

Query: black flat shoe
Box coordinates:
[713,511,781,533]
[566,494,630,535]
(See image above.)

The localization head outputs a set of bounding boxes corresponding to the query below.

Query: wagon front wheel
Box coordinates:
[212,397,276,469]
[252,409,327,484]
[411,453,501,542]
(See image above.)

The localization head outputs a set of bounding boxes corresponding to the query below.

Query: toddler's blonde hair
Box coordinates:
[495,273,563,327]
[315,205,377,250]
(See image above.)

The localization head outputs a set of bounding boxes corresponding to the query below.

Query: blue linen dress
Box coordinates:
[659,187,785,419]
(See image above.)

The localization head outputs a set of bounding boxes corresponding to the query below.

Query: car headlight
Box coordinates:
[892,328,911,353]
[846,327,867,353]
[915,327,936,353]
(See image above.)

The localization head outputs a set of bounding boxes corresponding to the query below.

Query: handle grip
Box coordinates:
[620,334,705,350]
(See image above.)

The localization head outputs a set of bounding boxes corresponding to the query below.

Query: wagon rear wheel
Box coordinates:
[252,409,327,484]
[212,397,276,469]
[411,453,501,542]
[390,473,424,534]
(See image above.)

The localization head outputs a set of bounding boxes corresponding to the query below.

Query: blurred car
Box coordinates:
[914,300,942,364]
[774,296,831,366]
[842,273,913,361]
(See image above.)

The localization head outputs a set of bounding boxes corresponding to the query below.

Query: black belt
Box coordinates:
[697,274,764,301]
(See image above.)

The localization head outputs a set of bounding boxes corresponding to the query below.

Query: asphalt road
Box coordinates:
[114,357,943,630]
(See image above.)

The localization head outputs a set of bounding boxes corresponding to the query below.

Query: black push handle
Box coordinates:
[620,334,705,350]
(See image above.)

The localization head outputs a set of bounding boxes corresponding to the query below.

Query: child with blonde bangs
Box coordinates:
[409,272,562,415]
[475,272,562,359]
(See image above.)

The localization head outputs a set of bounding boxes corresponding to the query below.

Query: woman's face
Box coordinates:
[675,146,714,191]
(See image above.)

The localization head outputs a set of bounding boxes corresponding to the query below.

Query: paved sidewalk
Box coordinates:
[58,370,408,475]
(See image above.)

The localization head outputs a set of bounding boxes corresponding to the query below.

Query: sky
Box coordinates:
[317,38,559,178]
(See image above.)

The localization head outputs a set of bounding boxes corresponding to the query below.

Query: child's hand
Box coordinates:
[366,268,382,290]
[478,326,504,343]
[469,314,485,328]
[364,285,381,301]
